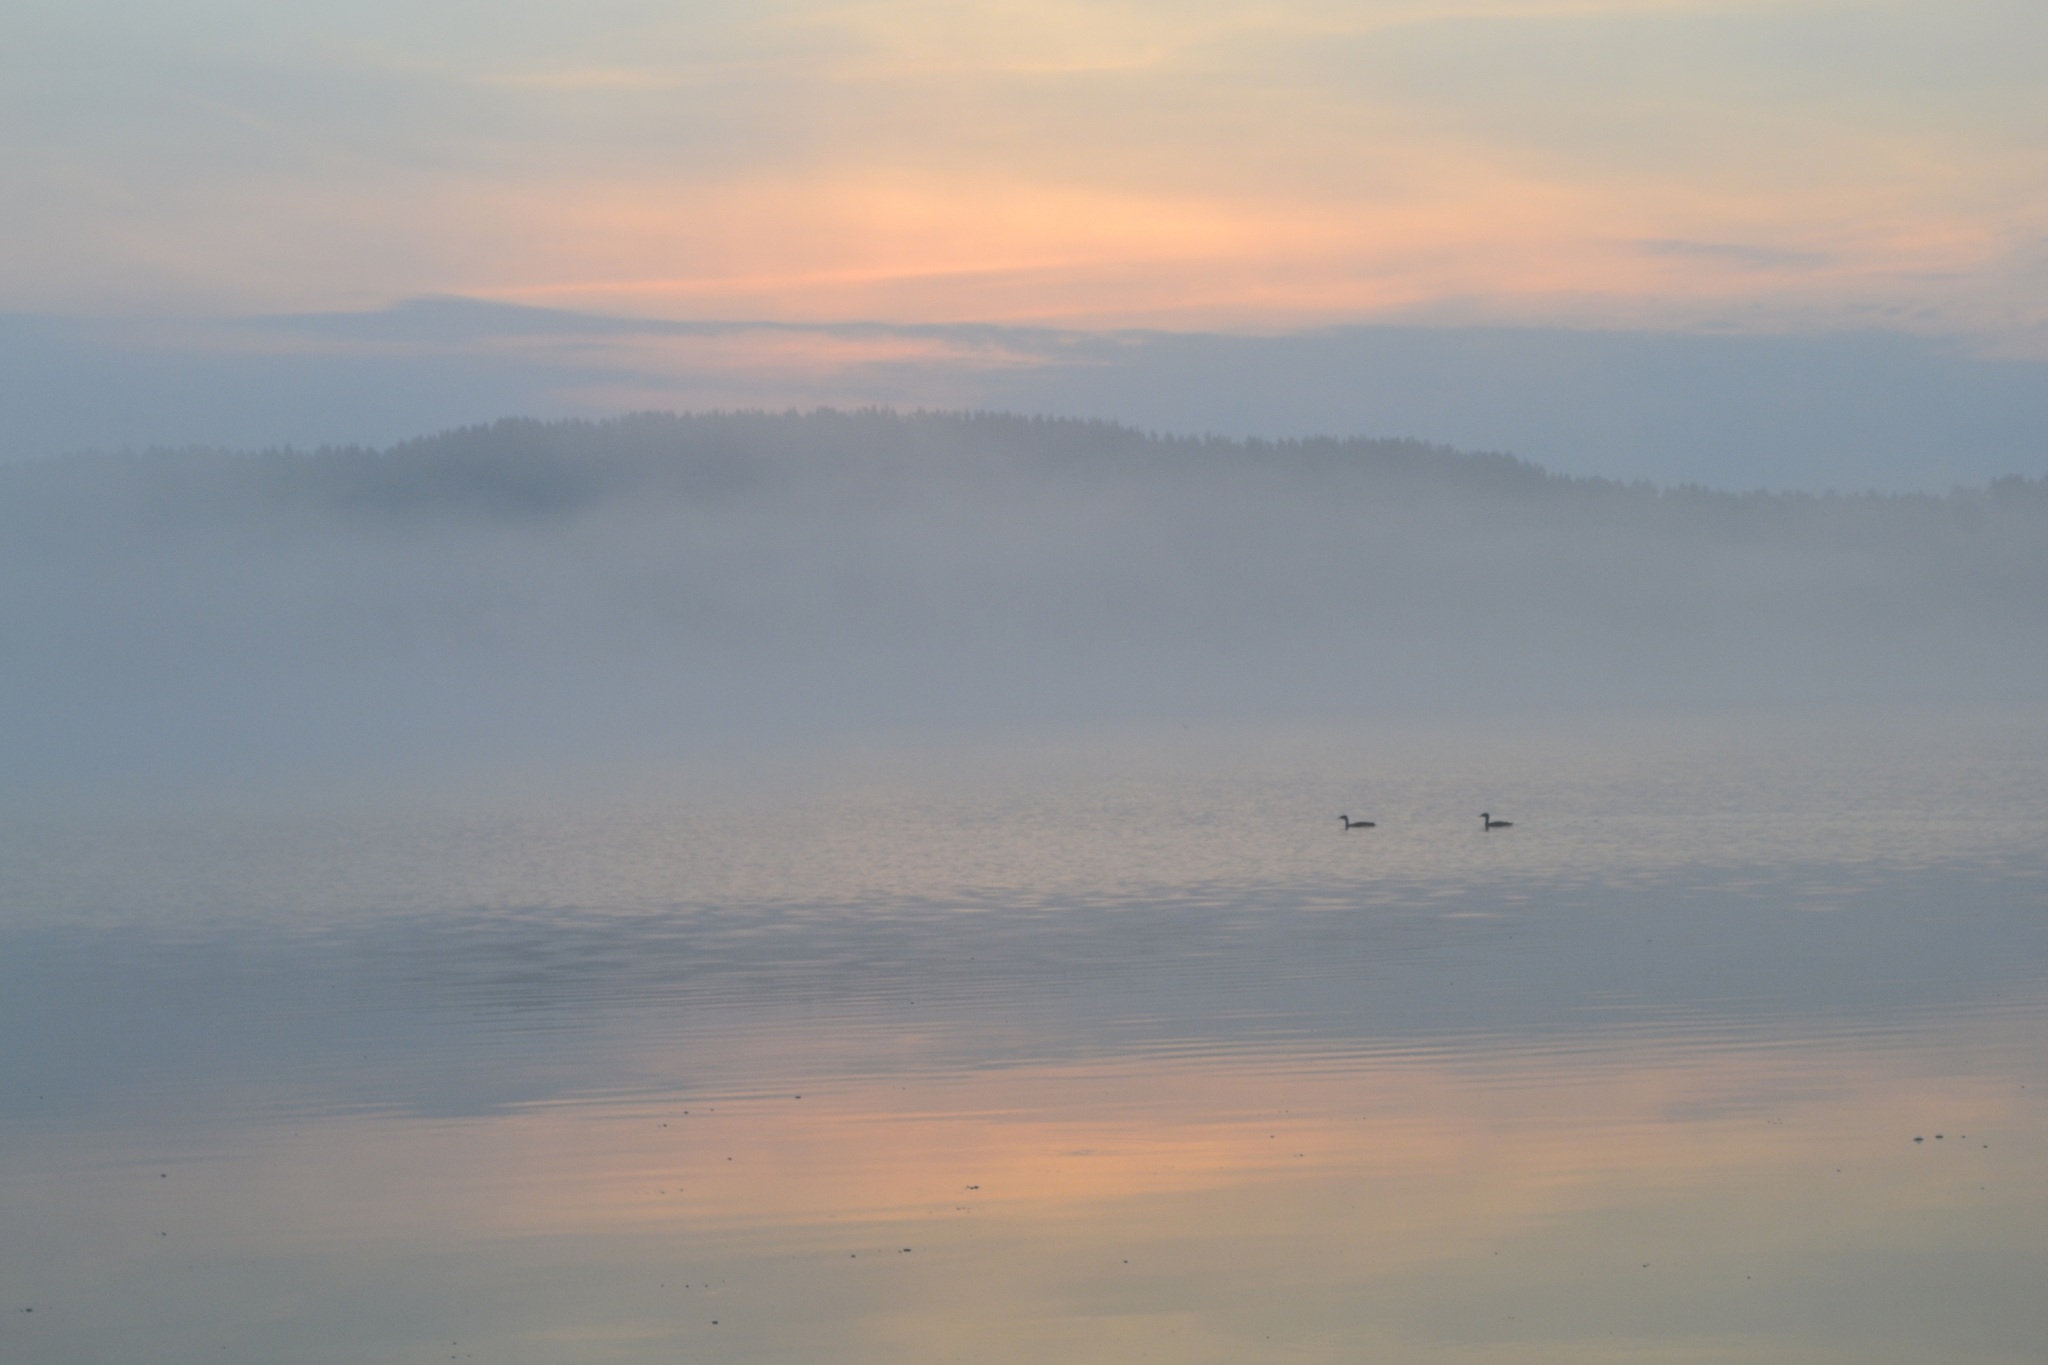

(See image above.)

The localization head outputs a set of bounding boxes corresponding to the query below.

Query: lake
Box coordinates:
[3,709,2045,1363]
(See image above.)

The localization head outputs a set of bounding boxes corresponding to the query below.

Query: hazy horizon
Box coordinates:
[8,409,2044,787]
[9,304,2048,494]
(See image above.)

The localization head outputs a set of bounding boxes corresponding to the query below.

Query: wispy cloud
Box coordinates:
[1,0,2042,335]
[1635,239,1833,271]
[473,67,676,92]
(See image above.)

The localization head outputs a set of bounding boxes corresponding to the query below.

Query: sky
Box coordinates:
[5,0,2047,483]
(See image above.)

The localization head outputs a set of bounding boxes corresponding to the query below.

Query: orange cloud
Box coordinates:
[7,0,2040,342]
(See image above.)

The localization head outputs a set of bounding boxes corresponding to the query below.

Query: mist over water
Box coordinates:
[4,411,2047,1364]
[4,410,2045,782]
[5,709,2047,1365]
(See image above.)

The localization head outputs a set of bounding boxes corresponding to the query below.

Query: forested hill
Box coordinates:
[7,411,1553,529]
[4,410,2045,777]
[10,409,2047,526]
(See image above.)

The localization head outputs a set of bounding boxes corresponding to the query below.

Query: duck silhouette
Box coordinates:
[1339,815,1376,830]
[1481,812,1513,830]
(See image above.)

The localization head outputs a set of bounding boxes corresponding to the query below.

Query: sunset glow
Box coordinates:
[7,10,2048,1362]
[6,0,2042,337]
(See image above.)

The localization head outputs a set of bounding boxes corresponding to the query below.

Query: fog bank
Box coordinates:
[5,410,2045,781]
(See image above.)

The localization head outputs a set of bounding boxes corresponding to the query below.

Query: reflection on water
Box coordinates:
[3,712,2046,1363]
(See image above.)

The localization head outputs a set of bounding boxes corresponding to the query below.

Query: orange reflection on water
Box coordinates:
[11,1007,2045,1363]
[141,1018,2040,1245]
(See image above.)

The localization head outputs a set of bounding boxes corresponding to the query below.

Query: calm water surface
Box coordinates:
[3,712,2046,1364]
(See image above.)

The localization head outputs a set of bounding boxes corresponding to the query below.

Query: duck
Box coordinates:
[1339,815,1376,830]
[1481,812,1513,830]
